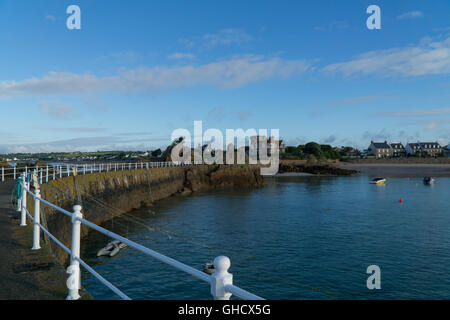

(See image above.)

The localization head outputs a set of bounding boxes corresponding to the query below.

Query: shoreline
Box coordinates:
[337,163,450,177]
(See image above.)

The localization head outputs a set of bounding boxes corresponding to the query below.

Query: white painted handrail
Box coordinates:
[18,172,264,300]
[1,160,190,182]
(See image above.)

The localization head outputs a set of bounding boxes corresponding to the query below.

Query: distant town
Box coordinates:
[1,138,450,165]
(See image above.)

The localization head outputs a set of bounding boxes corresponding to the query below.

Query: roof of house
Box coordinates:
[407,143,420,147]
[390,143,404,149]
[419,142,441,149]
[371,142,390,149]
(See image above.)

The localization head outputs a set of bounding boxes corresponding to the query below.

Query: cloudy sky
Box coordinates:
[0,0,449,153]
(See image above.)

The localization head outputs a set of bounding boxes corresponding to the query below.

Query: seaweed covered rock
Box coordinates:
[279,163,357,175]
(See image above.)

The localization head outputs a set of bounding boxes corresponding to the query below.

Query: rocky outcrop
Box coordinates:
[26,165,264,265]
[278,163,358,175]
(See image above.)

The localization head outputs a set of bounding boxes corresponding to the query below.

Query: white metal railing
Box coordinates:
[1,161,193,183]
[17,173,264,300]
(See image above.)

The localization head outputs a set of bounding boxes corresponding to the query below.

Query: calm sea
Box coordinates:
[80,176,450,299]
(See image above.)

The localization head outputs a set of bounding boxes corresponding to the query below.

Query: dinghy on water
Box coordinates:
[203,261,215,275]
[423,177,436,185]
[370,177,386,184]
[97,240,128,257]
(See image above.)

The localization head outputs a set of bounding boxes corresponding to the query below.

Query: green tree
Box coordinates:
[151,149,162,157]
[304,142,323,158]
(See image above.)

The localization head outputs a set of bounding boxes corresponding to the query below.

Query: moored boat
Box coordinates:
[423,177,435,185]
[370,177,386,184]
[203,261,215,274]
[97,239,128,257]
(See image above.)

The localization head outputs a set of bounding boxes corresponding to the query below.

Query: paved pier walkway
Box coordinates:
[0,180,88,300]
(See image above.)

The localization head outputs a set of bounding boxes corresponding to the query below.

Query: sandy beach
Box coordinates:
[337,163,450,177]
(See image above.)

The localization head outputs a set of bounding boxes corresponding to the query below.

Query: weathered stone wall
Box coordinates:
[26,165,264,265]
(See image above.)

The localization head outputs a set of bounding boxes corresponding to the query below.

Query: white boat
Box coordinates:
[97,240,128,257]
[203,261,215,274]
[370,177,386,184]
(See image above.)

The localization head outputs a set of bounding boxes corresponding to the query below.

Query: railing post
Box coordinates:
[53,166,56,180]
[31,189,41,250]
[59,165,62,178]
[210,256,233,300]
[1,167,4,182]
[67,165,70,177]
[40,168,43,185]
[46,166,49,183]
[67,205,83,300]
[13,166,16,180]
[20,174,27,226]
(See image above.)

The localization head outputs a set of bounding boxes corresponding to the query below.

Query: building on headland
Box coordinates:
[368,140,444,158]
[418,142,443,157]
[389,143,406,158]
[268,136,286,154]
[368,141,392,158]
[444,144,450,157]
[406,142,443,157]
[250,135,286,155]
[405,143,421,156]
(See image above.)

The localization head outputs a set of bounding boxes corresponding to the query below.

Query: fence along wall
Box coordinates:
[27,164,264,266]
[19,170,265,300]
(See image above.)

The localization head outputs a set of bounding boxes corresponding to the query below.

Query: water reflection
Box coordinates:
[81,177,450,300]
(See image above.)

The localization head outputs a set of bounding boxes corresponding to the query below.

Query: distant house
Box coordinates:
[340,147,360,158]
[444,145,450,157]
[419,142,442,157]
[251,135,286,155]
[368,141,392,158]
[390,143,406,157]
[406,142,443,157]
[405,143,421,156]
[267,136,286,154]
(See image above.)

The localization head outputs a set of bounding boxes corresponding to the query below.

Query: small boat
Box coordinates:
[109,243,121,257]
[203,261,215,275]
[97,240,128,257]
[370,177,386,184]
[423,177,435,185]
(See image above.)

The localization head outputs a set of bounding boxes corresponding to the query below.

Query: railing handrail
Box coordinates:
[18,172,264,301]
[1,160,191,182]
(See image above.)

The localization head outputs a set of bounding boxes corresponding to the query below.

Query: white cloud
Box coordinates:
[0,56,311,97]
[178,28,253,49]
[397,11,424,20]
[167,53,196,60]
[96,51,140,63]
[38,101,75,119]
[0,135,170,153]
[323,36,450,77]
[45,15,56,21]
[203,29,252,47]
[377,108,450,117]
[410,118,450,131]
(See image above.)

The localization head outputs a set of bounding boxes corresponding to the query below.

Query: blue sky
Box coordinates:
[0,0,449,153]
